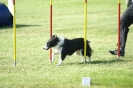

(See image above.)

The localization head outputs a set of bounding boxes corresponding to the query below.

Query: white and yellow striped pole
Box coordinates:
[117,0,120,59]
[12,0,17,66]
[84,0,87,61]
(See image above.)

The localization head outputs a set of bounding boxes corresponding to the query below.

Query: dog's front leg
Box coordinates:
[52,50,60,62]
[51,53,55,62]
[57,58,63,66]
[57,52,66,66]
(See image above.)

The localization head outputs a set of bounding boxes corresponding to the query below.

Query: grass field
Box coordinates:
[0,0,133,88]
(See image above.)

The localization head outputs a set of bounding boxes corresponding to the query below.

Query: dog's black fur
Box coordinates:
[43,35,92,66]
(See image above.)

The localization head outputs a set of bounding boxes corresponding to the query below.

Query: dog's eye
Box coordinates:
[47,43,50,46]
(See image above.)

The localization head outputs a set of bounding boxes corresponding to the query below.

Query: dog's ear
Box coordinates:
[52,35,57,38]
[54,35,57,38]
[51,35,56,38]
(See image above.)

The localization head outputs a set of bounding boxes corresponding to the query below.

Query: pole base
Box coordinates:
[14,61,16,67]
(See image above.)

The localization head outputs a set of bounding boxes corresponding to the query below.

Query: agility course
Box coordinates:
[0,0,133,88]
[49,0,88,61]
[49,0,122,61]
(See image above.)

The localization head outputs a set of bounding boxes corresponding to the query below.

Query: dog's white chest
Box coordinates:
[53,46,62,53]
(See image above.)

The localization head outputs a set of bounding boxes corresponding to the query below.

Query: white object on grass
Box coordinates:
[82,77,91,86]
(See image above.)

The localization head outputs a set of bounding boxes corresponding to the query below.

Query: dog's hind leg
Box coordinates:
[86,44,92,62]
[88,56,91,62]
[80,49,87,63]
[86,52,92,62]
[82,58,86,63]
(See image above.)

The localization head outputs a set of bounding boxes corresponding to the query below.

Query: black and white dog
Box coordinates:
[43,35,92,66]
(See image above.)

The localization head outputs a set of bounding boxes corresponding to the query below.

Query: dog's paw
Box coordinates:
[88,59,91,62]
[88,57,91,62]
[52,60,54,63]
[57,64,61,66]
[82,58,86,62]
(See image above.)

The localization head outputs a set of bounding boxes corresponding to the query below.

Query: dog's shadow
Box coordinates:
[68,59,125,65]
[90,59,124,64]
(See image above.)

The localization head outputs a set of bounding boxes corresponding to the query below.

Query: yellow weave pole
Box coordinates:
[84,0,87,61]
[13,0,16,66]
[50,0,52,5]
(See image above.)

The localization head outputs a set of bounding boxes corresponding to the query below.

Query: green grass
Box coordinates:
[0,0,133,88]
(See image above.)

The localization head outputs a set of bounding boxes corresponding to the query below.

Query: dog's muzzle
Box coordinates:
[43,46,49,50]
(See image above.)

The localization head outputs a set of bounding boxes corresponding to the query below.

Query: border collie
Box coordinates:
[43,35,92,66]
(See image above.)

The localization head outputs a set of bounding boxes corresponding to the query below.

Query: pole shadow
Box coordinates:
[0,24,41,29]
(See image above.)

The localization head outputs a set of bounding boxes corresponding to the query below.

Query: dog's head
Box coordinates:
[43,35,59,50]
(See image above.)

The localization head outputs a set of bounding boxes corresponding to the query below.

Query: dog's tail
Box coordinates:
[87,40,93,53]
[87,40,90,43]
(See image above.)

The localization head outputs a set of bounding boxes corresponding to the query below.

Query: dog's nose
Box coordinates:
[43,46,49,50]
[43,46,46,50]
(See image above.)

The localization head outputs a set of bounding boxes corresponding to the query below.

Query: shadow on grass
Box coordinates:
[0,24,41,29]
[90,59,125,64]
[16,24,41,28]
[68,59,125,65]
